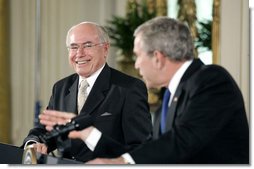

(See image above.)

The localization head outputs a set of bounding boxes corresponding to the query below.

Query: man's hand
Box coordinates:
[32,143,48,155]
[68,126,94,141]
[39,110,76,131]
[85,156,127,164]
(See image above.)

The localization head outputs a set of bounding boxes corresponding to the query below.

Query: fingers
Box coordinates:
[32,143,48,155]
[68,126,94,140]
[40,110,74,124]
[43,110,76,119]
[39,110,76,131]
[45,125,54,131]
[85,158,109,164]
[85,157,125,164]
[68,131,81,139]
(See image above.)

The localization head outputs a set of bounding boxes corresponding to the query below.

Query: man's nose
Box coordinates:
[76,47,85,55]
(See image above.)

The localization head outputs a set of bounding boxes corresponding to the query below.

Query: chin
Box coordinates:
[145,82,152,89]
[76,71,89,77]
[146,81,157,89]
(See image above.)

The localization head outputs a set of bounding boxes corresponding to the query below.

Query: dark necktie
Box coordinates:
[160,89,171,134]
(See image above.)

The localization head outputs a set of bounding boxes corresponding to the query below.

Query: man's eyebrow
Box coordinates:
[70,41,93,46]
[83,41,93,44]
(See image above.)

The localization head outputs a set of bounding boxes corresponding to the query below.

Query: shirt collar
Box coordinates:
[168,60,193,97]
[79,64,105,90]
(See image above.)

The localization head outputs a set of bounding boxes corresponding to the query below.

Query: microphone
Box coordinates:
[39,115,93,146]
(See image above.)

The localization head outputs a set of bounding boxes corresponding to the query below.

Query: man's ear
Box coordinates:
[103,43,110,59]
[153,51,167,69]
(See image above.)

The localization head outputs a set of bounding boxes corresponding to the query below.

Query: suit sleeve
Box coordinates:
[21,84,57,152]
[93,79,153,158]
[121,79,153,148]
[129,66,248,164]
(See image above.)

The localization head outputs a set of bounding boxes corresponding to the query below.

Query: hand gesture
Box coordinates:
[39,110,76,131]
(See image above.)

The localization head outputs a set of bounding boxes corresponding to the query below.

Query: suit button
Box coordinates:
[72,156,76,160]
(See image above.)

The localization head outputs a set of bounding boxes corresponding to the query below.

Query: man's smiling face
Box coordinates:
[67,23,109,78]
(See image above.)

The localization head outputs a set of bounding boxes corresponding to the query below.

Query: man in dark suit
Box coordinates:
[83,17,249,164]
[22,22,153,162]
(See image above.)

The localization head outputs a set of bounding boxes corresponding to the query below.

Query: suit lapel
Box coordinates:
[64,76,79,113]
[165,59,204,131]
[165,84,183,131]
[153,107,162,139]
[80,64,111,115]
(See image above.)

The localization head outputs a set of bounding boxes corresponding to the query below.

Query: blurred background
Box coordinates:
[0,0,250,146]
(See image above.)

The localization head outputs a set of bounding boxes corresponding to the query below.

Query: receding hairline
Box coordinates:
[70,21,100,31]
[66,22,107,46]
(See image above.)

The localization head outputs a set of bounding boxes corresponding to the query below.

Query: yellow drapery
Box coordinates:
[212,0,220,64]
[0,0,11,143]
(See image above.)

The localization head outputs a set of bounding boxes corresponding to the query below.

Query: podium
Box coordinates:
[0,142,82,164]
[0,142,24,164]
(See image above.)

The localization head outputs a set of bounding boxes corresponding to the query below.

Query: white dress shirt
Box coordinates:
[122,59,193,164]
[24,64,105,150]
[83,60,193,163]
[78,63,105,96]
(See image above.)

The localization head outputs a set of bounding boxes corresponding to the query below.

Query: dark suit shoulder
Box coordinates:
[187,63,235,85]
[184,63,244,106]
[201,64,231,76]
[53,73,78,87]
[196,64,240,88]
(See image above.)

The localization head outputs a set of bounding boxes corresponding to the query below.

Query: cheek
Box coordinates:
[68,54,76,66]
[68,54,76,63]
[68,53,74,61]
[135,57,145,68]
[140,58,151,70]
[94,53,106,64]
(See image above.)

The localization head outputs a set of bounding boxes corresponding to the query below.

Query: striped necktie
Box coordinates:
[77,79,89,113]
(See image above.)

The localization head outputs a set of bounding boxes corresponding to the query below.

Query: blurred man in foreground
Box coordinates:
[71,16,249,164]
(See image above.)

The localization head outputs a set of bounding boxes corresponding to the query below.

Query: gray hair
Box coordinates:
[66,22,110,46]
[134,16,194,61]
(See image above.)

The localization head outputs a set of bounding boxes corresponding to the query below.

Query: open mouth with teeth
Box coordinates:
[75,60,90,65]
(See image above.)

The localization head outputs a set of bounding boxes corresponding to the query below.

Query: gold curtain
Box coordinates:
[177,0,198,57]
[0,0,11,143]
[155,0,167,16]
[146,0,167,16]
[177,0,198,40]
[212,0,220,64]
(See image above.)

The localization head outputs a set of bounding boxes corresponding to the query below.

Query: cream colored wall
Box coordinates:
[220,0,250,120]
[9,0,250,146]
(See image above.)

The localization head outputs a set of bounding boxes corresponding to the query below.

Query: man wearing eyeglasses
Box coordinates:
[71,17,248,164]
[22,22,153,162]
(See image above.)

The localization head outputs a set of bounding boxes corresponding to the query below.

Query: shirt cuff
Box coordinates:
[83,127,102,151]
[122,153,136,164]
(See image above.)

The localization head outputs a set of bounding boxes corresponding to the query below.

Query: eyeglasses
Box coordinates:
[67,42,105,53]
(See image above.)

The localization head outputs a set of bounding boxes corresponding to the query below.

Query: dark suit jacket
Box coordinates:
[23,64,153,162]
[130,59,249,164]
